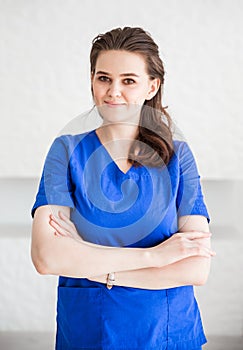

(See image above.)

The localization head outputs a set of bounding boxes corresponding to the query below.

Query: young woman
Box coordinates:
[31,26,215,350]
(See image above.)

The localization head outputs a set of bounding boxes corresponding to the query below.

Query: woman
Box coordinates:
[31,27,215,350]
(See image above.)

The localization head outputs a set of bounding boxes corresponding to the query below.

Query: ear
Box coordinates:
[146,78,161,101]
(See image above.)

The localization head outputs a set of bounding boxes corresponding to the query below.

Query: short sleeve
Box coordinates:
[176,142,210,223]
[31,136,75,218]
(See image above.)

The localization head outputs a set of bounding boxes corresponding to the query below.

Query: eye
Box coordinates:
[124,78,135,85]
[98,76,110,82]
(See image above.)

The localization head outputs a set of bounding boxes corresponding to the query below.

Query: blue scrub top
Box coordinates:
[32,129,209,350]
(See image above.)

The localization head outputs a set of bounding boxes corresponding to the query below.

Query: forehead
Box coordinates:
[95,50,148,74]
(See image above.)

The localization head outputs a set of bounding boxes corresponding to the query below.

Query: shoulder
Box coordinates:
[169,140,198,174]
[172,139,198,161]
[49,129,96,155]
[173,140,192,156]
[53,130,93,146]
[170,140,201,180]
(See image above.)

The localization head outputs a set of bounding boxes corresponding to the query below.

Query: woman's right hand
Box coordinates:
[150,231,216,268]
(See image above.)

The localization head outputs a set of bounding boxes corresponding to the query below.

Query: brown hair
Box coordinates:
[90,26,174,167]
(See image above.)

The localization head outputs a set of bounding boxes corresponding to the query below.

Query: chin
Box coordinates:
[96,104,142,125]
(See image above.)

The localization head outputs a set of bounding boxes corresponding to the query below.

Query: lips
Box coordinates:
[104,101,125,106]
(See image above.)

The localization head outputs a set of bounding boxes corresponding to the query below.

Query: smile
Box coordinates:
[104,101,126,108]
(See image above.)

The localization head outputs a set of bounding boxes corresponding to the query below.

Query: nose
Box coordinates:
[107,81,122,98]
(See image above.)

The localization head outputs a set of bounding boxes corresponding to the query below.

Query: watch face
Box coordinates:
[107,273,115,289]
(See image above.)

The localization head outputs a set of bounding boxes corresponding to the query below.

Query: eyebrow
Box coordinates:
[96,70,140,77]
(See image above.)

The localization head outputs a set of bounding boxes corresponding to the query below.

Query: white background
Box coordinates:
[0,0,242,179]
[0,0,242,342]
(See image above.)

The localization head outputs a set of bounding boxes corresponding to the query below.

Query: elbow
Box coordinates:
[192,257,211,286]
[31,246,52,275]
[194,265,211,286]
[32,259,49,275]
[194,274,209,286]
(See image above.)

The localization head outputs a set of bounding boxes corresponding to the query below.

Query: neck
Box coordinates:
[96,123,139,161]
[98,122,139,142]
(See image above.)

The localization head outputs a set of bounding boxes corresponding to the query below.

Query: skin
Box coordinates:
[49,211,214,289]
[91,50,160,173]
[91,50,160,122]
[31,49,216,289]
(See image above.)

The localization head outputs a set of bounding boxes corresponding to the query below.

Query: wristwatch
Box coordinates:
[106,272,115,289]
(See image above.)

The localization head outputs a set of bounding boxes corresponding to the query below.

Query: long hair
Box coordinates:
[90,26,174,167]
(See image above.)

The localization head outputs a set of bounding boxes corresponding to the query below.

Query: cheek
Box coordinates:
[127,89,148,104]
[92,84,106,99]
[91,88,101,104]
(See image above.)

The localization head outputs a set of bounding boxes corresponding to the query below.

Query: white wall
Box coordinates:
[0,178,242,336]
[0,0,242,179]
[0,0,242,339]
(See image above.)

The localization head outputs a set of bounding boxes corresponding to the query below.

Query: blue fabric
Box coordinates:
[32,129,209,349]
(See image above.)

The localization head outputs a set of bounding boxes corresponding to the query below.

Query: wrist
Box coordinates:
[142,247,155,268]
[87,274,107,284]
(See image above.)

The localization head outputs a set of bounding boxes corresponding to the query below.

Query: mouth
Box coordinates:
[104,101,126,108]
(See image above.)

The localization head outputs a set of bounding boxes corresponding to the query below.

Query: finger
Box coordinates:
[178,231,212,240]
[58,211,74,228]
[58,210,69,220]
[57,211,77,232]
[189,244,216,258]
[49,219,72,237]
[49,219,67,236]
[50,214,73,233]
[53,230,62,237]
[200,249,216,258]
[58,211,80,237]
[49,218,59,235]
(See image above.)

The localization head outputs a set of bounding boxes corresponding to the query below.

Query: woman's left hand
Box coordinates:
[49,210,84,242]
[49,211,108,283]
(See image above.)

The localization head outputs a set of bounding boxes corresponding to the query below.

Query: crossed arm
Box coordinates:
[82,215,213,289]
[31,205,215,290]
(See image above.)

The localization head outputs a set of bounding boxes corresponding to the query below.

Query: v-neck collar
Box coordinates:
[92,129,134,175]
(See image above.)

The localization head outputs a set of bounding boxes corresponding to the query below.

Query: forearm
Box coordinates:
[33,208,214,281]
[89,216,213,289]
[40,237,152,278]
[90,215,213,289]
[89,256,211,290]
[31,206,152,278]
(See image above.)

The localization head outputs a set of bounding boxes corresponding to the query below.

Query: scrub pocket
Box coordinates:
[101,287,169,348]
[57,286,102,348]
